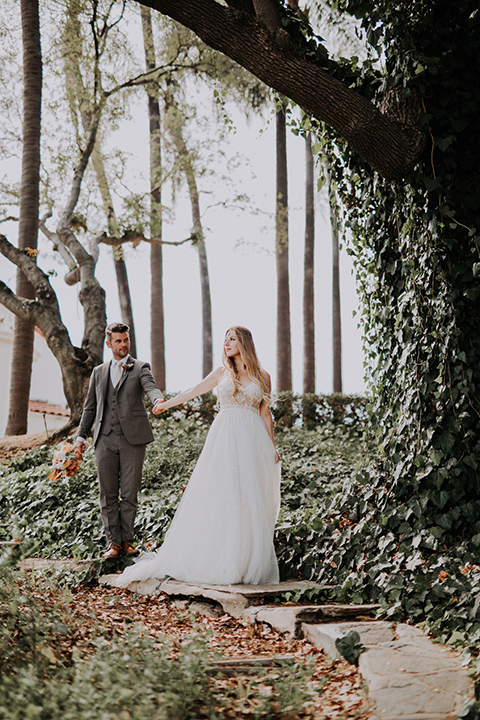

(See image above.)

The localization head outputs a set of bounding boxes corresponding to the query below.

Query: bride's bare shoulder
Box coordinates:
[212,366,226,381]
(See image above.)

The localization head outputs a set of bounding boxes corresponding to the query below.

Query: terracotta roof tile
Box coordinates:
[28,401,70,417]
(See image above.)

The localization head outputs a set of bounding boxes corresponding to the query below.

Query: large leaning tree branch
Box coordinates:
[0,232,104,433]
[56,103,104,286]
[134,0,425,180]
[0,236,50,294]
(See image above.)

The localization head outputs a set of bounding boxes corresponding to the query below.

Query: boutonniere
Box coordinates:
[121,362,134,372]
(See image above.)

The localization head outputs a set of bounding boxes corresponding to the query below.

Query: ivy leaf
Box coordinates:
[335,630,366,665]
[423,177,442,192]
[317,175,327,191]
[436,137,455,152]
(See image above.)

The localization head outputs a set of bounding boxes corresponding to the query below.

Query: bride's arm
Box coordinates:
[153,367,223,414]
[259,372,280,463]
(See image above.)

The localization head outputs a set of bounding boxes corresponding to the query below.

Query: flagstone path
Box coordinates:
[98,573,475,720]
[19,558,475,719]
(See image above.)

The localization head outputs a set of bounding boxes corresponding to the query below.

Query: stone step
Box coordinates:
[302,620,396,657]
[303,622,473,720]
[243,604,381,638]
[98,576,335,617]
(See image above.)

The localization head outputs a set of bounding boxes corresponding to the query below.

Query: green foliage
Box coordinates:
[272,391,368,431]
[334,630,365,665]
[277,0,480,645]
[276,584,331,605]
[0,445,104,557]
[0,556,76,677]
[0,401,367,562]
[0,556,317,720]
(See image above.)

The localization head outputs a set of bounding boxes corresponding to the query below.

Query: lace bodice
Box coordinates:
[218,372,263,412]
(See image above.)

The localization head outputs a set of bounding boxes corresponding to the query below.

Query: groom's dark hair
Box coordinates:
[106,322,130,341]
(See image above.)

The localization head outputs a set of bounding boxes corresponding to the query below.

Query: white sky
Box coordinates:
[0,106,366,396]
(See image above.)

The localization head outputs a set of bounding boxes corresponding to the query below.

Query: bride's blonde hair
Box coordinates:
[222,326,271,404]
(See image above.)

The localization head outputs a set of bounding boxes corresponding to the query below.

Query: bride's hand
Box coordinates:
[274,449,280,464]
[153,399,166,415]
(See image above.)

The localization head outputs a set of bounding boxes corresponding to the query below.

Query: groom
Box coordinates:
[75,322,163,558]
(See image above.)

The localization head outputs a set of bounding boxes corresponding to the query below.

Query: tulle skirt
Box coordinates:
[114,405,281,586]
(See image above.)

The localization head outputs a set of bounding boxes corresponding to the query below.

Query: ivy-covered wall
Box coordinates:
[337,0,480,534]
[292,0,480,634]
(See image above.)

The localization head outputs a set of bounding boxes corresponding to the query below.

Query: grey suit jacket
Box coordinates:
[77,356,162,446]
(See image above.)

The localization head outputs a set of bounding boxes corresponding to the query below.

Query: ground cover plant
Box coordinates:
[0,551,369,720]
[0,394,368,565]
[4,391,480,695]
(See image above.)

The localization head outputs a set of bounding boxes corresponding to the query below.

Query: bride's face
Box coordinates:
[224,331,240,358]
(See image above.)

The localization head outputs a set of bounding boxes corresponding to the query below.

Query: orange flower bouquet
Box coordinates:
[49,442,83,481]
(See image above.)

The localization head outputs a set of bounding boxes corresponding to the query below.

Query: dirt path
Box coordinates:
[0,431,50,459]
[32,582,370,718]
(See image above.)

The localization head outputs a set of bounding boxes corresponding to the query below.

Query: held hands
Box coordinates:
[152,399,166,415]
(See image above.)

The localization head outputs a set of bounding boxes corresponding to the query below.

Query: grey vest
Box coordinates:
[100,377,123,436]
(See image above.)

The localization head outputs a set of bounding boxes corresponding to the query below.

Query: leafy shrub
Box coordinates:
[0,403,367,561]
[272,392,368,430]
[0,553,76,676]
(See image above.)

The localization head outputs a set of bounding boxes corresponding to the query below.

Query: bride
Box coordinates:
[114,326,281,587]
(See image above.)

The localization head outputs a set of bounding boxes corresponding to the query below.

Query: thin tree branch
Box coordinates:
[39,211,78,268]
[98,232,196,247]
[0,233,52,290]
[0,216,19,224]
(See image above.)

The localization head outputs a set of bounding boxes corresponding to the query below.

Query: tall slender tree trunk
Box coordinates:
[275,105,292,392]
[303,132,315,394]
[166,102,213,377]
[327,167,343,393]
[6,0,42,436]
[183,160,213,377]
[112,249,136,355]
[141,6,166,389]
[189,186,213,378]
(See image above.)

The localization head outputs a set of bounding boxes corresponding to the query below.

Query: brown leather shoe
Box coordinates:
[104,544,122,559]
[122,541,139,556]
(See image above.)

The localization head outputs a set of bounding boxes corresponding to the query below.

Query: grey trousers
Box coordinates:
[95,432,146,547]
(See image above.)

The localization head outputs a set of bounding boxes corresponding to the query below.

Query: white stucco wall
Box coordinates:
[0,310,68,437]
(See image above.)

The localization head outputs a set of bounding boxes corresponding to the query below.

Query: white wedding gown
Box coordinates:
[114,372,281,587]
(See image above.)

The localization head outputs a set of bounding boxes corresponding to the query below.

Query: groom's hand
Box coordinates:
[74,439,89,454]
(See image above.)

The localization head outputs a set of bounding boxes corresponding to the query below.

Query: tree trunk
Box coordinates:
[188,175,213,378]
[135,0,425,180]
[112,247,137,357]
[327,167,342,394]
[303,132,315,394]
[166,103,213,377]
[1,45,107,431]
[275,105,292,392]
[141,6,166,389]
[90,147,137,357]
[6,0,43,436]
